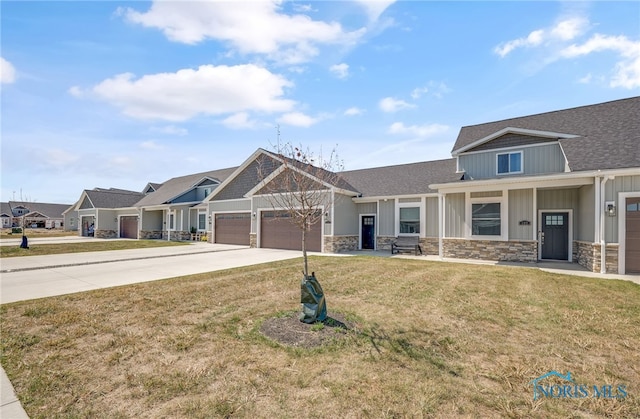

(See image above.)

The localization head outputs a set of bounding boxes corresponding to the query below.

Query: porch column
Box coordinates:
[438,193,444,259]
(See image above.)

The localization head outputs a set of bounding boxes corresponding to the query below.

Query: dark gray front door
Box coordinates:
[361,216,375,250]
[541,212,569,260]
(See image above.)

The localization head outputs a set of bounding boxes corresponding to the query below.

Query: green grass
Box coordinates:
[0,240,189,257]
[1,256,638,418]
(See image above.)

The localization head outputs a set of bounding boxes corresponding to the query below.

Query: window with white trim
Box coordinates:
[471,203,501,236]
[399,207,420,234]
[198,213,206,230]
[497,151,522,175]
[169,213,174,230]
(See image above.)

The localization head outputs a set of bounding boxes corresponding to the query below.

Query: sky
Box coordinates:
[1,1,639,204]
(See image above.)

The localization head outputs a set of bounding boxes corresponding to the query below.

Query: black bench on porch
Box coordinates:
[391,236,423,256]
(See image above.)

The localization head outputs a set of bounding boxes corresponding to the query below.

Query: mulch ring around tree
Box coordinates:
[260,311,356,349]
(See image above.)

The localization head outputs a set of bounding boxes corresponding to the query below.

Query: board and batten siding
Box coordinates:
[426,197,439,237]
[333,194,358,236]
[141,210,162,230]
[378,199,395,236]
[357,202,377,216]
[604,175,640,243]
[577,184,595,242]
[458,143,565,180]
[537,188,579,240]
[210,199,251,213]
[508,189,533,240]
[445,193,465,237]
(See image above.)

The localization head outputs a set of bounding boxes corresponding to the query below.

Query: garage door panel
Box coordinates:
[626,198,640,274]
[215,213,250,245]
[261,211,321,252]
[120,216,138,239]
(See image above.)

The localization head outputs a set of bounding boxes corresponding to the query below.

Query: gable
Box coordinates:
[255,169,327,195]
[465,133,557,153]
[212,154,282,201]
[79,196,94,209]
[195,178,217,187]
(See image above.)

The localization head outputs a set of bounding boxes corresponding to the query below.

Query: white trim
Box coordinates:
[353,193,438,204]
[395,200,425,237]
[359,213,376,250]
[432,173,594,193]
[466,191,508,241]
[496,150,524,176]
[206,148,271,201]
[537,209,573,262]
[618,191,640,275]
[452,127,579,156]
[459,140,559,157]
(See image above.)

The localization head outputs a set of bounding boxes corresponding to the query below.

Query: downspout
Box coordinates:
[438,193,444,259]
[599,176,614,273]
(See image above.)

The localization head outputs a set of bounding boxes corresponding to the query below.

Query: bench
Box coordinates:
[391,236,423,256]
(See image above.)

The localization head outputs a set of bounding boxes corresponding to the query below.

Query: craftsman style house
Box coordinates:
[69,97,639,274]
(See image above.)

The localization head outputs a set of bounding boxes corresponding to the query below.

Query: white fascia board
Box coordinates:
[452,127,580,156]
[430,172,597,193]
[191,176,220,188]
[352,193,438,203]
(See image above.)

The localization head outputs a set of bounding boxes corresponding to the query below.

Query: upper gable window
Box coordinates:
[496,151,523,175]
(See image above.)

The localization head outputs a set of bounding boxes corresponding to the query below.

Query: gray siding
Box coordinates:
[459,143,565,180]
[210,199,251,212]
[577,184,595,242]
[605,175,640,243]
[357,202,377,215]
[468,134,556,152]
[97,209,117,230]
[509,189,533,240]
[537,188,579,239]
[173,189,197,203]
[333,194,358,235]
[445,193,465,237]
[426,197,439,237]
[141,210,162,230]
[378,199,395,236]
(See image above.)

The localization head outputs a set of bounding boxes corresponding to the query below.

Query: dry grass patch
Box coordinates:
[1,257,638,418]
[0,228,77,239]
[0,239,188,258]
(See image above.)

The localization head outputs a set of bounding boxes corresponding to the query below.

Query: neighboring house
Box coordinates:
[67,97,639,274]
[1,201,72,229]
[62,204,79,231]
[71,188,145,238]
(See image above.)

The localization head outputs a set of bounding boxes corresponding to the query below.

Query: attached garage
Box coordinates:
[120,216,138,239]
[625,197,640,274]
[260,211,322,252]
[215,213,251,245]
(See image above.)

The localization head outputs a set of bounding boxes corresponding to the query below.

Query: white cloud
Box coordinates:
[410,87,428,99]
[494,17,588,57]
[122,1,365,65]
[388,122,449,137]
[353,0,397,22]
[578,73,592,84]
[46,148,80,167]
[140,140,164,150]
[1,57,16,84]
[330,63,349,79]
[561,34,640,89]
[72,64,296,121]
[277,111,319,127]
[222,112,259,129]
[150,125,188,136]
[379,97,415,113]
[344,107,364,116]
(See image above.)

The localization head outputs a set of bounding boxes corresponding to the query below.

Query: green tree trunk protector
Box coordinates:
[299,273,327,324]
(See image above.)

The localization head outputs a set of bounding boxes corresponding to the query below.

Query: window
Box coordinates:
[169,214,174,229]
[203,188,211,197]
[198,213,206,230]
[497,152,522,174]
[399,207,420,234]
[472,203,501,236]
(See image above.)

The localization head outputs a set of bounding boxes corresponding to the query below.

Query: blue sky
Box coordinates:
[2,1,639,204]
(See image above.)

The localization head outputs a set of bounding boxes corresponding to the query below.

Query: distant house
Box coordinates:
[0,201,72,229]
[68,97,639,274]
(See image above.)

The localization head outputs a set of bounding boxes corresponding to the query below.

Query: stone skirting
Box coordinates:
[574,240,619,273]
[420,237,439,255]
[443,238,537,263]
[95,229,116,239]
[324,235,358,253]
[376,236,396,251]
[249,233,257,248]
[161,230,191,241]
[140,230,163,240]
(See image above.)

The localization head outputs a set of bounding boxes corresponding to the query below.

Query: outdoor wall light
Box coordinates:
[253,212,257,218]
[114,217,118,222]
[208,215,212,223]
[606,201,616,216]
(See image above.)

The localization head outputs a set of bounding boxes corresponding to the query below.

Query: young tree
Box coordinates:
[257,136,345,323]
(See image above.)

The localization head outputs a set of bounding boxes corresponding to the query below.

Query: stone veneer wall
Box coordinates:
[420,238,439,255]
[324,235,358,253]
[161,230,191,241]
[376,236,396,251]
[140,230,163,240]
[574,240,619,273]
[443,239,537,263]
[95,229,117,239]
[249,233,257,248]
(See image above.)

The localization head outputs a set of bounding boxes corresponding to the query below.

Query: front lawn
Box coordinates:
[0,240,189,258]
[1,257,638,418]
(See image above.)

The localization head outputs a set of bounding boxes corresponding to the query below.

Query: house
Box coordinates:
[429,96,639,274]
[62,204,78,231]
[0,201,72,229]
[67,97,639,274]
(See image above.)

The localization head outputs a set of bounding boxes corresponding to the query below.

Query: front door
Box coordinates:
[361,216,375,250]
[541,212,569,260]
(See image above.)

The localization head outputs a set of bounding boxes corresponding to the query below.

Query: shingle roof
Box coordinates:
[83,189,145,209]
[135,167,237,207]
[7,201,73,218]
[1,202,13,216]
[453,96,640,172]
[341,158,459,197]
